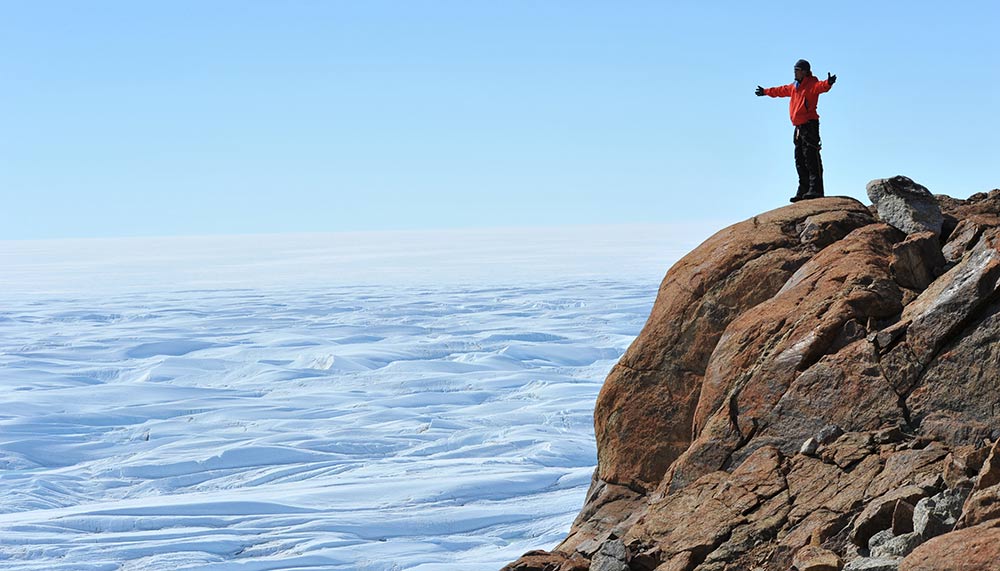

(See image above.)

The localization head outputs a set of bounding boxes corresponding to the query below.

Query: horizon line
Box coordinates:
[1,220,735,245]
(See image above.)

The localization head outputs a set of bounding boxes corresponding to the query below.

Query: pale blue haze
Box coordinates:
[2,1,997,239]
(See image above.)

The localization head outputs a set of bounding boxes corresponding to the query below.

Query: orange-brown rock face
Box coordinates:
[594,198,875,491]
[506,186,1000,571]
[670,223,906,492]
[899,520,1000,571]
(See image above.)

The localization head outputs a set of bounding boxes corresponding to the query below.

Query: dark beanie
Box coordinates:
[794,59,811,72]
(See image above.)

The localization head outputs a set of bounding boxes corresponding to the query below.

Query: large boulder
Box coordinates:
[665,223,906,492]
[900,228,1000,444]
[593,198,874,490]
[504,187,1000,571]
[899,520,1000,571]
[912,486,969,538]
[867,176,944,236]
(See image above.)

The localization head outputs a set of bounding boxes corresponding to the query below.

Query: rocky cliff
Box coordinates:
[504,177,1000,571]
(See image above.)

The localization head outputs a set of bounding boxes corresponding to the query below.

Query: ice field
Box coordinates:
[0,225,712,570]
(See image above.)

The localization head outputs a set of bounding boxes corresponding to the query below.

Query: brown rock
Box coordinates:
[785,453,884,528]
[667,224,905,491]
[594,198,875,490]
[874,426,906,445]
[936,188,1000,223]
[870,320,908,354]
[876,338,922,396]
[865,447,948,500]
[956,439,1000,529]
[891,500,915,535]
[500,550,590,571]
[958,486,1000,530]
[793,545,843,571]
[896,227,1000,367]
[822,432,876,471]
[904,230,1000,446]
[781,516,841,555]
[942,214,1000,262]
[977,439,1000,490]
[889,231,946,290]
[503,192,1000,571]
[625,541,661,571]
[799,210,877,251]
[899,520,1000,571]
[624,447,792,570]
[850,485,935,547]
[943,445,992,489]
[653,552,695,571]
[556,474,644,555]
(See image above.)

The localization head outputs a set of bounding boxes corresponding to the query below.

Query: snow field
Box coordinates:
[0,281,657,570]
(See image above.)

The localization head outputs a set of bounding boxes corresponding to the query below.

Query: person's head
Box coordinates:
[794,59,811,81]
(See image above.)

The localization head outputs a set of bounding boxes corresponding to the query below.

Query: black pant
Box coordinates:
[794,120,823,197]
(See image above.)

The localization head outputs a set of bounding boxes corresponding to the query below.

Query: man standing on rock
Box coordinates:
[756,59,837,203]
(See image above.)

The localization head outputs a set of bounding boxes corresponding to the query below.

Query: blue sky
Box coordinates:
[2,1,997,239]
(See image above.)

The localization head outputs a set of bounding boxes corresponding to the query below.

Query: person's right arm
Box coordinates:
[756,83,793,97]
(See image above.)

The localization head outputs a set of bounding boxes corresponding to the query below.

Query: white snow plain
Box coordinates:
[0,224,715,571]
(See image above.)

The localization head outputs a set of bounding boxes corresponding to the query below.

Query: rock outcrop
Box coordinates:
[503,180,1000,571]
[867,176,944,237]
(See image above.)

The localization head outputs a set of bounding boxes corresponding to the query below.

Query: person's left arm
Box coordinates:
[817,72,837,93]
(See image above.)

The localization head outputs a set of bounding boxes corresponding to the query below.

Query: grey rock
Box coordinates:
[868,529,895,553]
[800,437,819,456]
[867,176,943,236]
[589,539,628,571]
[913,487,970,538]
[843,557,903,571]
[912,497,945,537]
[817,424,845,445]
[870,531,923,558]
[575,533,609,557]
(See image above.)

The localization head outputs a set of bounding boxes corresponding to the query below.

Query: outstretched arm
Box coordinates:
[823,72,837,91]
[756,83,794,98]
[813,72,837,94]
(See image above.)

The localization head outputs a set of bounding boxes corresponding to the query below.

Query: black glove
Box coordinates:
[755,85,765,96]
[828,72,837,85]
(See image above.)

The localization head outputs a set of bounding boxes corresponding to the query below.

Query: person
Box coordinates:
[756,59,837,202]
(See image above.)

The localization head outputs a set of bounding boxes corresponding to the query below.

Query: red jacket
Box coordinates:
[764,74,833,126]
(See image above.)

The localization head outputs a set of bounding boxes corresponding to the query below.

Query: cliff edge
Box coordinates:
[504,177,1000,571]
